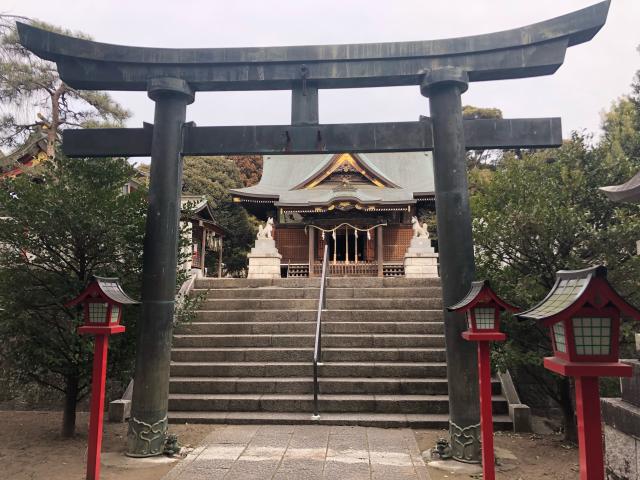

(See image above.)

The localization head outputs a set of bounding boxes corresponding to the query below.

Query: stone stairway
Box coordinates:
[168,277,512,428]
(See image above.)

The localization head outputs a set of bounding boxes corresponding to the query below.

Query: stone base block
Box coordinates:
[408,237,432,250]
[405,266,439,278]
[247,255,281,279]
[404,252,439,278]
[109,399,131,423]
[602,397,640,479]
[404,255,438,266]
[509,404,532,433]
[247,256,281,266]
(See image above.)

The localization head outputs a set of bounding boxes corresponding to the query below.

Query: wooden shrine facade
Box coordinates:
[180,195,226,277]
[231,152,435,276]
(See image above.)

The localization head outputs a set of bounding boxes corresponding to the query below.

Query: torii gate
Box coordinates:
[18,0,610,461]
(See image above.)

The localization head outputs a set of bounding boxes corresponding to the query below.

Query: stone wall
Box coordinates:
[602,360,640,480]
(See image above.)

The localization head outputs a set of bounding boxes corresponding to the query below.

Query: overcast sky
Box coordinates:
[4,0,640,143]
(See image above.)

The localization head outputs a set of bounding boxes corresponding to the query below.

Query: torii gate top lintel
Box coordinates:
[16,1,609,92]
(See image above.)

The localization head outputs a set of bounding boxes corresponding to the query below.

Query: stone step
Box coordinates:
[170,347,447,363]
[170,361,448,378]
[193,309,444,322]
[175,321,444,335]
[198,298,443,311]
[169,376,502,395]
[168,393,508,414]
[172,333,445,348]
[194,277,441,289]
[168,411,512,429]
[194,286,442,300]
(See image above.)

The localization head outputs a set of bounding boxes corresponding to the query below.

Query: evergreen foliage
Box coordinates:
[0,153,146,437]
[182,156,256,275]
[0,16,129,156]
[470,72,640,440]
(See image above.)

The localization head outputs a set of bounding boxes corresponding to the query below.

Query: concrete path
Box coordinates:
[163,424,430,480]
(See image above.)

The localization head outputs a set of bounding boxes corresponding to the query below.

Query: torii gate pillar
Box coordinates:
[422,68,481,462]
[127,78,194,457]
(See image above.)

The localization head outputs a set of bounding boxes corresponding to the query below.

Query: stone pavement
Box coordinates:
[162,424,430,480]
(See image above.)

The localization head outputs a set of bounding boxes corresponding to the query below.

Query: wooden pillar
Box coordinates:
[200,227,207,272]
[354,230,358,264]
[218,237,223,278]
[308,227,315,277]
[345,225,349,264]
[377,225,383,277]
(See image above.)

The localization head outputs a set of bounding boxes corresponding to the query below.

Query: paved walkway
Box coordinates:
[163,424,430,480]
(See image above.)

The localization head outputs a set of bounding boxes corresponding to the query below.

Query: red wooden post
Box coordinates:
[575,376,604,480]
[477,341,495,480]
[86,334,109,480]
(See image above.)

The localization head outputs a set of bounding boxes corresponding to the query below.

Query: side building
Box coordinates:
[231,152,436,277]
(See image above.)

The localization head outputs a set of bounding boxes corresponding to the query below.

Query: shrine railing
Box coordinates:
[312,261,378,277]
[312,244,329,420]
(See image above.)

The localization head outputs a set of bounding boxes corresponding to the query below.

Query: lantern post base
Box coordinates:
[575,376,604,480]
[542,356,633,480]
[476,341,496,480]
[86,334,110,480]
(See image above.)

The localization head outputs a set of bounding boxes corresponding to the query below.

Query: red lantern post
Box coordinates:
[517,266,640,480]
[448,280,519,480]
[66,277,138,480]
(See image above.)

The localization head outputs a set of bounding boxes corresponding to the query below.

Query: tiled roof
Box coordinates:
[94,276,138,305]
[230,152,434,207]
[448,281,486,310]
[600,170,640,203]
[517,266,601,321]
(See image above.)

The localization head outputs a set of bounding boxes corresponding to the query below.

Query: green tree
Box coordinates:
[182,156,256,275]
[0,153,146,437]
[0,16,129,156]
[462,105,504,169]
[471,130,640,441]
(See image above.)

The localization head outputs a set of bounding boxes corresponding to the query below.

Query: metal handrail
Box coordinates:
[312,244,329,419]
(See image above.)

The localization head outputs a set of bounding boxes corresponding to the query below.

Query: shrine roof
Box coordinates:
[230,152,434,207]
[600,170,640,203]
[181,195,227,236]
[0,129,50,177]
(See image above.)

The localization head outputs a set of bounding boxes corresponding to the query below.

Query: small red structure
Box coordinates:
[517,266,640,480]
[448,280,518,480]
[66,277,138,480]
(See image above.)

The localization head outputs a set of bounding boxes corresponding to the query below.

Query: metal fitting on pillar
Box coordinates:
[420,67,469,98]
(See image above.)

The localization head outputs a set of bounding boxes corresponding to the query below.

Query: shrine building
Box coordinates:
[231,152,436,277]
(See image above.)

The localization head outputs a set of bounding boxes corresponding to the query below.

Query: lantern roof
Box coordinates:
[447,280,519,313]
[516,265,640,326]
[66,276,138,307]
[600,170,640,203]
